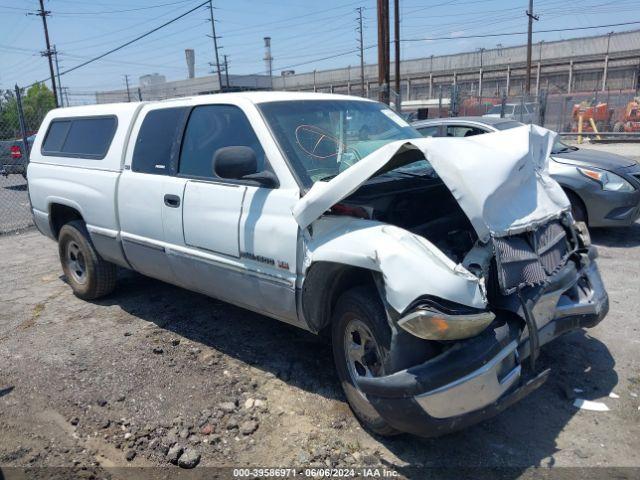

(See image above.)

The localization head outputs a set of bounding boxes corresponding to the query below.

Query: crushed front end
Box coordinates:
[355,214,609,437]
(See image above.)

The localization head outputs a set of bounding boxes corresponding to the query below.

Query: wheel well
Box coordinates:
[562,187,588,224]
[49,204,83,239]
[301,262,380,335]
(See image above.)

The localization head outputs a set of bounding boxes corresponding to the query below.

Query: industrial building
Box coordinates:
[95,29,640,104]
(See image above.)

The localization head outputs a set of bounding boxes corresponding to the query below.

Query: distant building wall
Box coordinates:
[95,74,272,104]
[272,29,640,99]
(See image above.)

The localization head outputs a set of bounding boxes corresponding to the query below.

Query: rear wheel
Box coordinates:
[58,220,117,299]
[331,286,400,436]
[613,122,625,132]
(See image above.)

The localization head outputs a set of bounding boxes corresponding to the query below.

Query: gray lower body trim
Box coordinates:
[86,225,131,268]
[414,340,521,418]
[32,208,54,239]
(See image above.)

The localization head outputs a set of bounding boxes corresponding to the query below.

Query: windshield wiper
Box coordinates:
[387,169,436,179]
[317,173,339,181]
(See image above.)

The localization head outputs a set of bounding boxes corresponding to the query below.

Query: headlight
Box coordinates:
[577,167,635,192]
[398,307,495,341]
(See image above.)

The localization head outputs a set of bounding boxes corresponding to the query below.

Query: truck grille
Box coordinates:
[492,220,571,294]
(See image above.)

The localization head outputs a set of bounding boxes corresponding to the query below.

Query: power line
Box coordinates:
[48,0,199,16]
[29,0,209,87]
[400,20,640,42]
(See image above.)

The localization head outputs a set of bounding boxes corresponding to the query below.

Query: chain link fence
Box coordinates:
[0,86,44,234]
[399,84,639,137]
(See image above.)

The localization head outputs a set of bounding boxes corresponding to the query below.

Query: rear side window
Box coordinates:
[178,104,266,179]
[132,107,189,175]
[416,125,440,137]
[42,116,117,158]
[446,125,487,137]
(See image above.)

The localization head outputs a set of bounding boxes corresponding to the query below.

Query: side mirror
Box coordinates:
[212,146,278,188]
[242,170,278,188]
[213,146,258,179]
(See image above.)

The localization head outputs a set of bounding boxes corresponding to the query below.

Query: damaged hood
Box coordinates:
[292,124,570,242]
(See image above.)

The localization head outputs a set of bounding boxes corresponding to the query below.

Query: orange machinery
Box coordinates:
[613,97,640,132]
[571,100,614,132]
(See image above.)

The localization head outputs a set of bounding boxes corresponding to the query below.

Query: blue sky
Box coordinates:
[0,0,638,103]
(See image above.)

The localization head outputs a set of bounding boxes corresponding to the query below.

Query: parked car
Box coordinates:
[413,116,640,227]
[483,103,536,123]
[0,135,35,179]
[28,93,608,437]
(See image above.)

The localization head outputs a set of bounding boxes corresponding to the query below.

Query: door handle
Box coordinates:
[164,194,181,208]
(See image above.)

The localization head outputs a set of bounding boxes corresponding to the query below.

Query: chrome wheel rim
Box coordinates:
[66,240,87,285]
[343,318,383,388]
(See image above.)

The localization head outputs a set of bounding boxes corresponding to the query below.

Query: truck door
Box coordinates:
[163,104,299,324]
[118,106,189,284]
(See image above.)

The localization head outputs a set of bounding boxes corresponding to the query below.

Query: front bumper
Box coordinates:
[356,251,608,437]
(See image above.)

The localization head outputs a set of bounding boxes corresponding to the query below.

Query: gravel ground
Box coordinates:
[0,225,639,479]
[0,175,31,234]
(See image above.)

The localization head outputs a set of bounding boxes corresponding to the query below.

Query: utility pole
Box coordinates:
[376,0,390,104]
[525,0,538,95]
[207,0,223,92]
[393,0,400,110]
[53,45,63,107]
[35,0,58,107]
[223,55,230,90]
[477,47,485,101]
[602,31,613,92]
[356,7,366,97]
[123,74,131,102]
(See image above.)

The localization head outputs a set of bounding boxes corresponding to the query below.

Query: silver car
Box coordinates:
[413,117,640,227]
[483,103,536,124]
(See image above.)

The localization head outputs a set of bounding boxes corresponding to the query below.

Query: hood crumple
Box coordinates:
[292,124,570,242]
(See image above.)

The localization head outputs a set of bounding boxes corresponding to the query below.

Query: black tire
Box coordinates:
[564,189,588,227]
[58,220,117,300]
[331,286,400,437]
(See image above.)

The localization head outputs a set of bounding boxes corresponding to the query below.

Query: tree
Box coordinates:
[0,83,56,139]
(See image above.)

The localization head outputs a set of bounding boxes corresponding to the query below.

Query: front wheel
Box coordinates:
[58,220,117,300]
[331,286,400,436]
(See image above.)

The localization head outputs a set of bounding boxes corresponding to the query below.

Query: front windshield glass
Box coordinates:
[259,100,430,186]
[493,120,523,130]
[551,138,575,154]
[486,105,515,115]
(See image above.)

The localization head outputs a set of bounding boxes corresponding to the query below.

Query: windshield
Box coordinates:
[551,138,576,154]
[493,120,523,131]
[259,100,430,186]
[486,104,514,115]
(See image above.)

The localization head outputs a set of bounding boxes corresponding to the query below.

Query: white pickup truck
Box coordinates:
[27,92,608,437]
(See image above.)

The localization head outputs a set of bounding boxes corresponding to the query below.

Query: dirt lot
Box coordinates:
[0,225,639,479]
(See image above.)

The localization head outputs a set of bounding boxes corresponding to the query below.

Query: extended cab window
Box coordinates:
[132,107,189,175]
[42,116,116,158]
[178,104,266,179]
